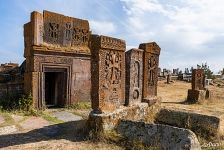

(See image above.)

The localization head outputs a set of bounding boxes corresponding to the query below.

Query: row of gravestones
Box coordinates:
[91,35,161,113]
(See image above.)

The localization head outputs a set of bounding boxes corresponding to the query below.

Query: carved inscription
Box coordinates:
[43,11,90,51]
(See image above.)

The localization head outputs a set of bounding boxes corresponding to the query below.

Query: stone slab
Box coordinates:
[51,111,82,122]
[117,120,201,150]
[156,108,223,138]
[88,102,161,131]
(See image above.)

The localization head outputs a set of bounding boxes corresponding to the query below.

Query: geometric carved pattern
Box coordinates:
[91,35,125,113]
[43,10,90,54]
[139,42,160,99]
[125,49,143,106]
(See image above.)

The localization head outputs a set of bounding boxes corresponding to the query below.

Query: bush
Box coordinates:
[0,93,33,111]
[18,94,32,111]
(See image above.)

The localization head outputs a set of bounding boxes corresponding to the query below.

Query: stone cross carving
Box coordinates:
[192,69,205,90]
[125,49,143,106]
[139,42,161,101]
[91,35,125,113]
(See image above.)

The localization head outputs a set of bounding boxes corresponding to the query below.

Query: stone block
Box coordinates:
[88,102,161,131]
[125,48,143,106]
[91,35,126,113]
[187,89,211,103]
[156,108,224,138]
[139,42,161,101]
[117,120,201,150]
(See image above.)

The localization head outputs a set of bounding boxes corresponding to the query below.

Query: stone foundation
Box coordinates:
[187,89,212,103]
[117,120,201,150]
[88,102,161,131]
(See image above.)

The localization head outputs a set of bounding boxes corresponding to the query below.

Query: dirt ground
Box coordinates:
[158,80,224,116]
[0,80,223,150]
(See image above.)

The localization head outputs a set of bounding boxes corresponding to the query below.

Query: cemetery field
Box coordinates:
[158,80,224,116]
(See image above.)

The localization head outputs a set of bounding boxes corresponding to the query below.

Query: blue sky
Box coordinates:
[0,0,223,73]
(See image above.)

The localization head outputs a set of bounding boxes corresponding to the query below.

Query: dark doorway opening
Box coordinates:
[45,70,67,108]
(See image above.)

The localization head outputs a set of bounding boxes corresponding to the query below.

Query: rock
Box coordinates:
[156,108,223,138]
[88,102,161,131]
[0,125,18,135]
[19,117,49,130]
[117,120,201,150]
[50,111,82,122]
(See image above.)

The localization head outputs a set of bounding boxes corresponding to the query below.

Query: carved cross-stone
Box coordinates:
[91,35,125,113]
[125,49,143,106]
[139,42,161,101]
[192,69,205,90]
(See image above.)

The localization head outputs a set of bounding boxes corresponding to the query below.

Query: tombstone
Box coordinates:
[187,69,212,103]
[158,67,162,76]
[91,35,126,113]
[139,42,161,104]
[166,74,171,84]
[125,48,143,106]
[24,11,92,108]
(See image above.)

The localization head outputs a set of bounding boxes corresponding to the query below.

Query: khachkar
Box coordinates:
[125,49,143,106]
[187,69,212,103]
[24,11,91,108]
[91,35,126,113]
[139,42,161,105]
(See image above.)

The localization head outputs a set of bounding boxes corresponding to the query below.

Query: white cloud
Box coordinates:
[89,20,117,35]
[120,0,224,71]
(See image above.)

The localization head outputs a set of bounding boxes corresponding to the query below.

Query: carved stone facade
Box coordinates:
[125,49,143,106]
[139,42,161,103]
[24,11,91,108]
[91,35,126,113]
[187,69,212,103]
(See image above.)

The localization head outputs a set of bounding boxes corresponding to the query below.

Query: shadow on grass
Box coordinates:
[0,119,89,148]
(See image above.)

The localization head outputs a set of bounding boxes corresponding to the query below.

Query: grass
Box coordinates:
[40,112,64,124]
[0,111,14,127]
[66,102,91,110]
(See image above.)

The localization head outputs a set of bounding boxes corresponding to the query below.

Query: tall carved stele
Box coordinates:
[24,10,92,108]
[91,35,126,113]
[125,49,143,106]
[139,42,161,104]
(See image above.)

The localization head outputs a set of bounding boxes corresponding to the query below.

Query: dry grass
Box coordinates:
[158,80,224,116]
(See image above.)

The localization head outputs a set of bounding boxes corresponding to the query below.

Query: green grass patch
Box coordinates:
[40,112,64,124]
[66,102,91,110]
[0,112,15,127]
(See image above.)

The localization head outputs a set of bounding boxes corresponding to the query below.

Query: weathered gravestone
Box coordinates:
[125,48,143,106]
[187,69,212,103]
[139,42,161,105]
[24,11,92,108]
[91,35,126,113]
